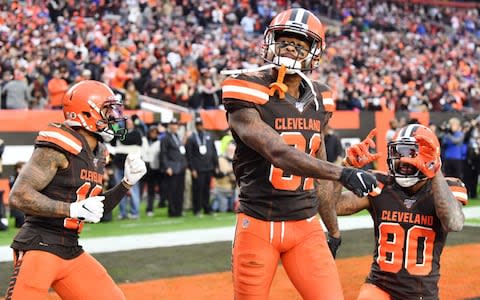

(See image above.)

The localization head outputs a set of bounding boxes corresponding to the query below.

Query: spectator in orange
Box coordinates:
[110,62,131,90]
[47,70,69,109]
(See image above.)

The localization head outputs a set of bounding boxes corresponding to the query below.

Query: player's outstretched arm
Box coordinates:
[335,191,370,216]
[229,107,342,180]
[431,172,465,232]
[228,108,377,196]
[9,147,71,217]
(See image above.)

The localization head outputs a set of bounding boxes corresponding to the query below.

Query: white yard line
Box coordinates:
[1,207,480,262]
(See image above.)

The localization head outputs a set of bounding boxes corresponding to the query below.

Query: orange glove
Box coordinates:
[343,129,382,168]
[400,135,441,178]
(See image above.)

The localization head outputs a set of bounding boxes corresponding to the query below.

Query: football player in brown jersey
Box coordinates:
[5,80,147,300]
[337,124,467,300]
[221,7,377,300]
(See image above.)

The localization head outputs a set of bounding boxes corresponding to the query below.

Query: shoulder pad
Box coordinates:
[445,177,468,205]
[222,75,270,105]
[368,170,389,197]
[35,123,83,155]
[312,81,335,112]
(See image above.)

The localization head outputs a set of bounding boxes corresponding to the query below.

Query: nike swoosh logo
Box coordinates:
[356,172,367,189]
[82,204,93,213]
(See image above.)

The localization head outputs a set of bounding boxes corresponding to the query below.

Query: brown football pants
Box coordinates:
[5,250,125,300]
[232,213,344,300]
[357,283,392,300]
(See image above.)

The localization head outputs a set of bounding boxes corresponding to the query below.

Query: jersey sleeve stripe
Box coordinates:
[222,78,270,93]
[445,179,468,205]
[37,130,82,154]
[321,91,335,112]
[222,85,269,105]
[452,191,468,205]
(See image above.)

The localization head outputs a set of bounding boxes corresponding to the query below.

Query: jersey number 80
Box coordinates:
[377,222,436,276]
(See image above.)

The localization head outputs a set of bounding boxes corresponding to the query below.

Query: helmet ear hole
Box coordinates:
[83,112,92,118]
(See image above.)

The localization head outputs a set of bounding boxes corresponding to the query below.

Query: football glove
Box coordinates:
[69,196,105,223]
[400,134,441,178]
[343,129,382,168]
[340,168,377,197]
[327,234,342,258]
[123,152,147,186]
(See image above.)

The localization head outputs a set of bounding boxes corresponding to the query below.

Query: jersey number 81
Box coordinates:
[269,132,321,191]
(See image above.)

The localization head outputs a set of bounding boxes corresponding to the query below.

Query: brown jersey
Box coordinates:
[365,172,468,300]
[222,70,334,221]
[11,123,108,259]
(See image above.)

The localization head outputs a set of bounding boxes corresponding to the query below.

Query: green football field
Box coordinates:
[1,198,479,246]
[0,197,479,296]
[0,226,479,297]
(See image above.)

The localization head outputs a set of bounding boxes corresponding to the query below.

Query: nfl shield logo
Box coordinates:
[242,218,250,229]
[93,158,98,168]
[404,199,416,209]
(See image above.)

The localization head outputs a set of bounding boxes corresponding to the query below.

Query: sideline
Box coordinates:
[1,206,479,262]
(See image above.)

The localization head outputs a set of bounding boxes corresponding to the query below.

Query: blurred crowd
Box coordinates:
[0,0,478,112]
[318,0,480,112]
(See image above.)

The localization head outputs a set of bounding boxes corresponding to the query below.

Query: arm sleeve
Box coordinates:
[102,182,130,213]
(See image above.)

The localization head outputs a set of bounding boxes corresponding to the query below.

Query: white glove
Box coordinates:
[69,196,105,223]
[123,152,147,186]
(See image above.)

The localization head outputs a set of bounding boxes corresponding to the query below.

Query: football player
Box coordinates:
[221,7,377,300]
[5,80,147,300]
[337,124,467,300]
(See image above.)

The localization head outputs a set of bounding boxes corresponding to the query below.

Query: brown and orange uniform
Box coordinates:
[223,70,343,300]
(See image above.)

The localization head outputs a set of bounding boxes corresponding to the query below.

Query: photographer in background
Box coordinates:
[439,117,465,179]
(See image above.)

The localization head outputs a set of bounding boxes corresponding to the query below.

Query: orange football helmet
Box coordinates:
[387,124,441,187]
[63,80,125,140]
[263,8,326,71]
